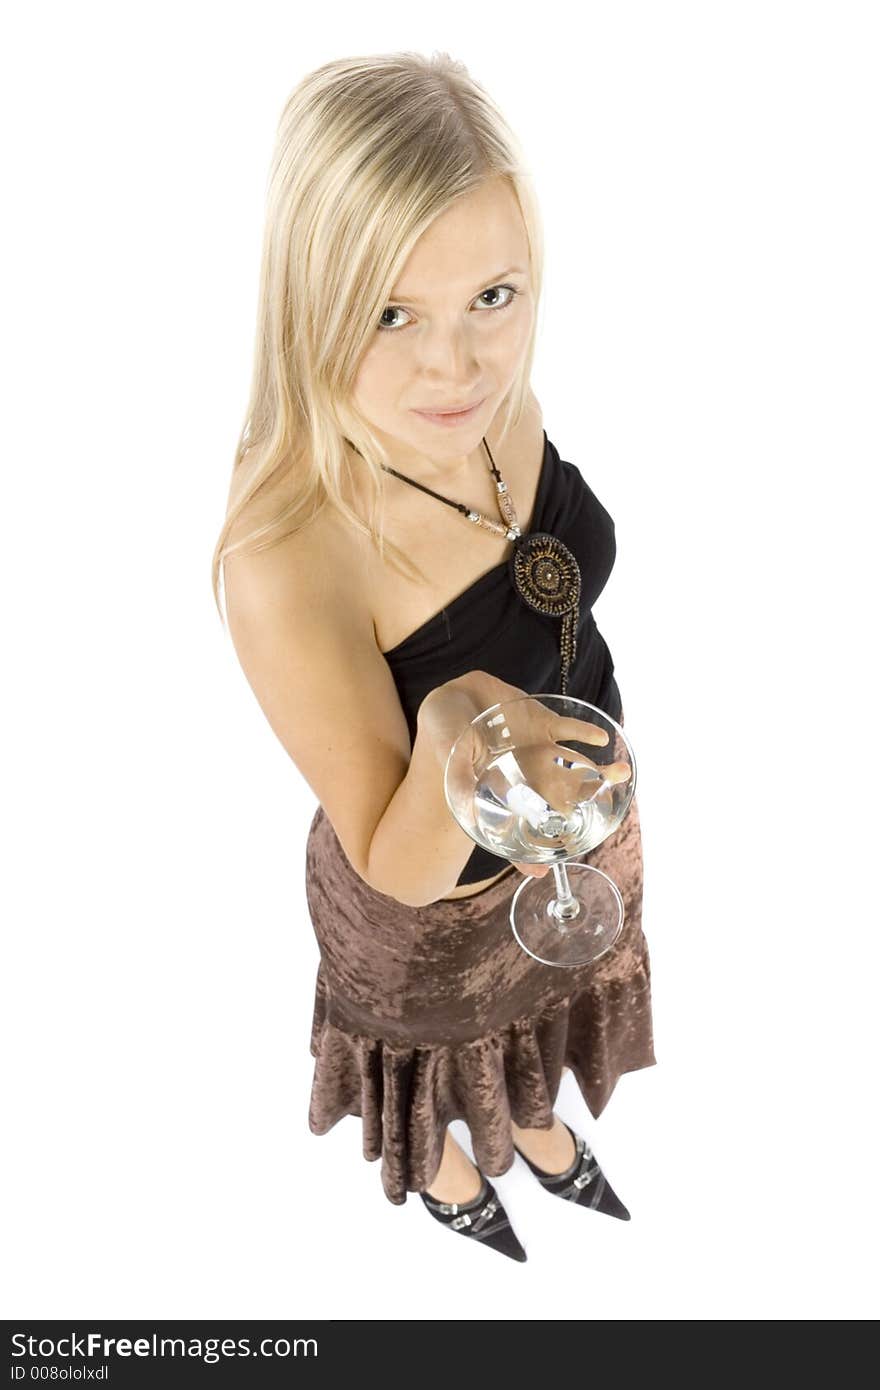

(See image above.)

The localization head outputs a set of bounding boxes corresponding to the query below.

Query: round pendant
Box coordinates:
[508,531,581,694]
[509,531,581,618]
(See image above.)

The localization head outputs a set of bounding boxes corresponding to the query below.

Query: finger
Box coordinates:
[497,705,612,748]
[512,861,551,878]
[549,754,632,786]
[543,715,611,746]
[599,760,633,785]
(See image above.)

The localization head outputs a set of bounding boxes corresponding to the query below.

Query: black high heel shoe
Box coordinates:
[419,1174,527,1262]
[512,1119,631,1221]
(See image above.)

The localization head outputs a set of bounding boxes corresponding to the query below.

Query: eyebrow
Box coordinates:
[388,266,527,303]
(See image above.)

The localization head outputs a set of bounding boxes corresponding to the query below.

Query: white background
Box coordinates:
[3,0,878,1321]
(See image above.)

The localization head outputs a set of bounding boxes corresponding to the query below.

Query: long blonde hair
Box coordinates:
[211,50,545,626]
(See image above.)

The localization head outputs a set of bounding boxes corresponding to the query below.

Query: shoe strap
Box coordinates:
[555,1141,603,1202]
[450,1195,500,1231]
[423,1176,489,1217]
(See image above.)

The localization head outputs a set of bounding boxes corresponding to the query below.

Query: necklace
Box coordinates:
[347,435,581,694]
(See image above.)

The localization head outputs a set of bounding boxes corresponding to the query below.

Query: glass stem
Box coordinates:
[550,862,582,925]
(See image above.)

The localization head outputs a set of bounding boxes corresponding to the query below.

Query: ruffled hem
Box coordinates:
[307,964,657,1206]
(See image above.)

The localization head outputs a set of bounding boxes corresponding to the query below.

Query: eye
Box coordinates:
[474,284,520,312]
[378,305,411,331]
[377,283,521,332]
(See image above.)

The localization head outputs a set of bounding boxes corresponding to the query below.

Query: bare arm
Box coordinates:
[224,526,414,893]
[224,528,530,908]
[366,686,479,907]
[367,671,549,907]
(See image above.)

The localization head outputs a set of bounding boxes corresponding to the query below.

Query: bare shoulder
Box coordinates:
[221,475,413,892]
[223,481,372,639]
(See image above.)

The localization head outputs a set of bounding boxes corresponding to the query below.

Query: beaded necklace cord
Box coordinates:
[347,435,581,694]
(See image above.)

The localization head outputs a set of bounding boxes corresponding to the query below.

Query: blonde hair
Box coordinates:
[211,49,545,626]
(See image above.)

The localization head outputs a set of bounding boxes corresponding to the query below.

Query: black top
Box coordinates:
[382,429,622,886]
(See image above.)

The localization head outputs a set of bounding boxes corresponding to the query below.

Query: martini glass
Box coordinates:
[444,694,636,968]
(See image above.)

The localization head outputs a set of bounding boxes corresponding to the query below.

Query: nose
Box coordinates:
[416,318,480,389]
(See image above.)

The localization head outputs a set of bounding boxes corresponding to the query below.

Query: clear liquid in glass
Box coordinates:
[472,740,618,862]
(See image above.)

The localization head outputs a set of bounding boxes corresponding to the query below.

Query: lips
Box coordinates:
[418,399,483,414]
[412,397,486,425]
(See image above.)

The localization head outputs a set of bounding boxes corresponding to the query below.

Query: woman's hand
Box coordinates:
[418,670,630,880]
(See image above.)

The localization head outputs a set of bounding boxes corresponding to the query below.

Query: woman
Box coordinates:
[212,50,656,1263]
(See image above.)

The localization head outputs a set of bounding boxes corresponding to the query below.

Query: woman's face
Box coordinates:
[351,176,534,475]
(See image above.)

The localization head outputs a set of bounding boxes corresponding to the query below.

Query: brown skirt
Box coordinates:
[304,720,657,1206]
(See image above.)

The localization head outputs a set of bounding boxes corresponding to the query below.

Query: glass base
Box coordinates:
[510,863,625,968]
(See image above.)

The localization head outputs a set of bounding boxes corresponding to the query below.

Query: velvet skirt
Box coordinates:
[304,712,657,1206]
